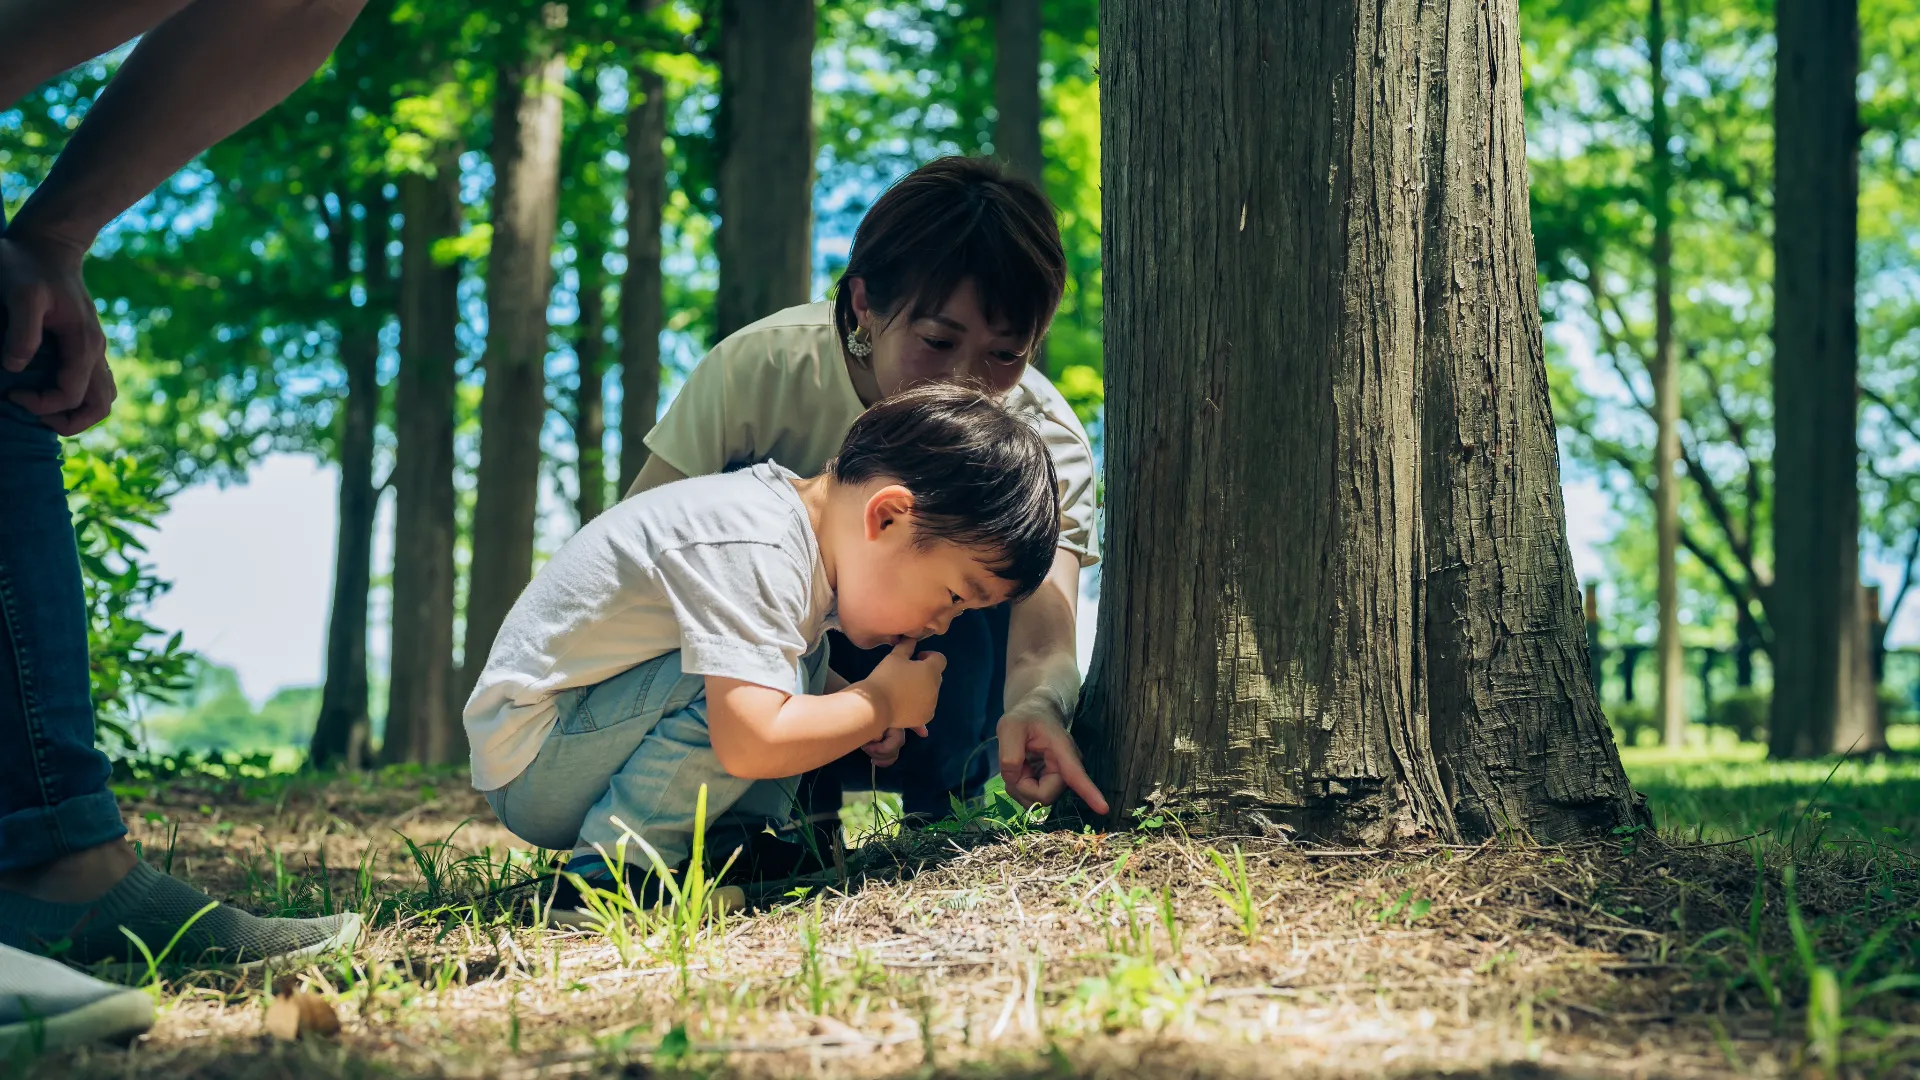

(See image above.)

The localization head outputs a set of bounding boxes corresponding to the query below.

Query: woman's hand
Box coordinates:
[0,228,115,435]
[997,694,1108,814]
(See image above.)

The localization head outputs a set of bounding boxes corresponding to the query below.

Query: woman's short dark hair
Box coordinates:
[832,156,1066,357]
[833,383,1061,601]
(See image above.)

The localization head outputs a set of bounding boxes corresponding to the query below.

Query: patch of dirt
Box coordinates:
[21,772,1919,1078]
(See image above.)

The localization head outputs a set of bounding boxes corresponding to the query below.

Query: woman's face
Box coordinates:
[848,277,1030,402]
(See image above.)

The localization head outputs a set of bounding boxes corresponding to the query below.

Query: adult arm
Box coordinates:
[2,0,370,430]
[0,0,198,109]
[998,549,1110,813]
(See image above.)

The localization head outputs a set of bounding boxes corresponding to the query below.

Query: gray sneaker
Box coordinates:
[0,863,362,971]
[0,942,153,1057]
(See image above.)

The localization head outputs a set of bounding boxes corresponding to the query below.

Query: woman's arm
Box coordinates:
[999,549,1110,813]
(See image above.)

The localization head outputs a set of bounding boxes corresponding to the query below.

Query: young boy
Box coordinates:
[465,384,1061,900]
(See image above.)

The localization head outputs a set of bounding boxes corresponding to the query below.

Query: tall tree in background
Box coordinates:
[1647,0,1685,750]
[620,58,669,493]
[714,0,814,340]
[560,73,621,526]
[573,232,611,525]
[383,153,464,766]
[1771,0,1878,757]
[993,0,1043,184]
[460,5,571,704]
[311,188,391,769]
[1082,0,1641,842]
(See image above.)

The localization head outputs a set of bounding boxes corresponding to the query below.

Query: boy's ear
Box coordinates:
[862,484,917,541]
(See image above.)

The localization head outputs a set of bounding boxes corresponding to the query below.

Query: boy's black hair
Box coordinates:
[833,383,1062,601]
[832,156,1066,357]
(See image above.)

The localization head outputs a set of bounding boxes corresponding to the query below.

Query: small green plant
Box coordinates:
[1782,861,1920,1069]
[1071,954,1206,1034]
[1206,844,1262,941]
[1155,886,1184,956]
[610,783,740,994]
[798,895,830,1014]
[561,836,651,966]
[1374,888,1433,927]
[1611,822,1649,856]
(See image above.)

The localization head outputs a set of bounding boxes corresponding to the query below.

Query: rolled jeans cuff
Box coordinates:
[0,791,127,874]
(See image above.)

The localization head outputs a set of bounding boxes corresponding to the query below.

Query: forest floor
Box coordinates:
[9,740,1920,1080]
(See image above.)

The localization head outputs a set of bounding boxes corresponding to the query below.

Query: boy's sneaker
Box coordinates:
[0,863,362,970]
[0,942,154,1057]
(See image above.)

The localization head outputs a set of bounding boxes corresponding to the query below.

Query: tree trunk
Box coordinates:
[993,0,1043,185]
[1649,0,1686,750]
[459,17,570,708]
[619,62,667,495]
[312,189,390,770]
[574,235,609,526]
[384,162,463,766]
[714,0,814,341]
[1771,0,1876,758]
[1081,0,1642,845]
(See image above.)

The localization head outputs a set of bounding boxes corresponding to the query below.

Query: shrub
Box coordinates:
[65,446,196,754]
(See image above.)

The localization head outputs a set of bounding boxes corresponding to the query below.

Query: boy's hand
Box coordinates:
[860,724,929,768]
[857,640,946,735]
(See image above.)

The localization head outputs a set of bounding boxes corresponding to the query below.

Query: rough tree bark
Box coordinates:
[1649,0,1686,750]
[1771,0,1878,758]
[993,0,1043,185]
[459,8,570,707]
[1080,0,1643,845]
[383,161,463,766]
[312,188,390,770]
[714,0,813,341]
[619,61,667,495]
[574,233,609,525]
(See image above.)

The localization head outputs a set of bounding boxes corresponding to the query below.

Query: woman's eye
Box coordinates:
[921,337,954,351]
[994,351,1025,365]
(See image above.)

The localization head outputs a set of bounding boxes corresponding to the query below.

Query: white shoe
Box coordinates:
[0,942,153,1057]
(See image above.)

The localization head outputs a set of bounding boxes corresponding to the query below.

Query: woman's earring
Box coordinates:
[845,325,873,360]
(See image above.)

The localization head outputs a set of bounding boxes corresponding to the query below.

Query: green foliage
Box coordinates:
[1528,0,1920,651]
[64,447,196,754]
[142,661,322,754]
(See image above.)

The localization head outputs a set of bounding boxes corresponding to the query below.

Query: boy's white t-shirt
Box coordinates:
[463,463,834,791]
[643,301,1101,567]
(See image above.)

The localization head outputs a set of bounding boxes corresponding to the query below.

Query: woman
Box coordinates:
[627,156,1109,829]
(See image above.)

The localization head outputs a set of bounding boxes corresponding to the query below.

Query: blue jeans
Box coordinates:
[484,646,830,872]
[0,400,125,873]
[823,604,1008,818]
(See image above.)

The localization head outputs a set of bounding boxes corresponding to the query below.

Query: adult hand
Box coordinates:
[997,696,1109,814]
[0,228,114,435]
